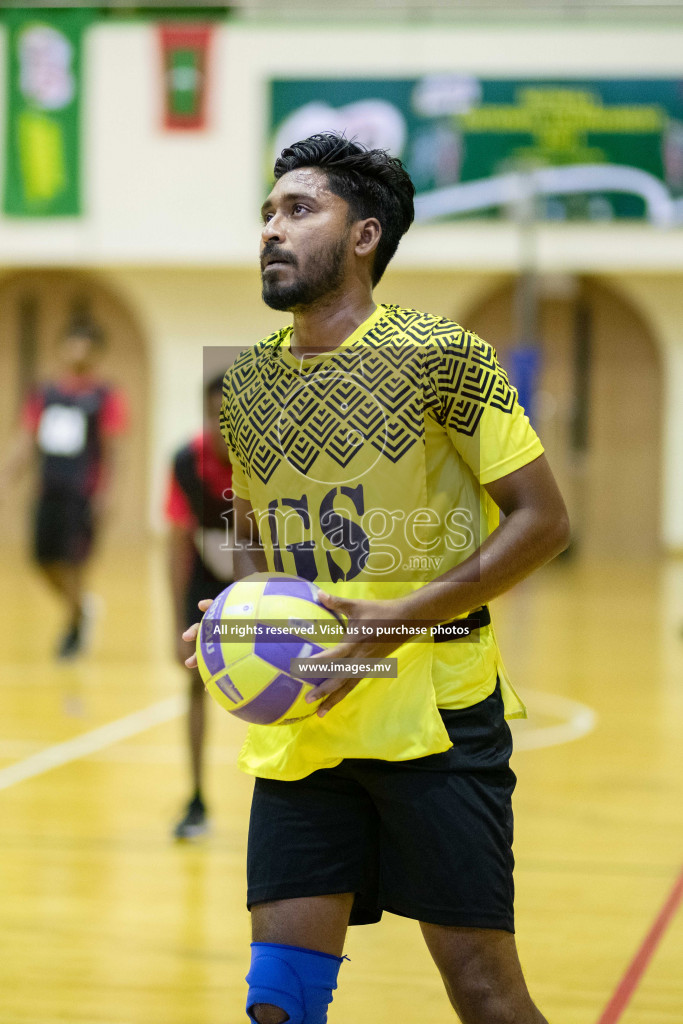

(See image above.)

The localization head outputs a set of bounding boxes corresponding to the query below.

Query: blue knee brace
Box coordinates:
[246,942,344,1024]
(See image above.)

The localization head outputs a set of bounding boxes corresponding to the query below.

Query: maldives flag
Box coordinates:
[159,24,213,131]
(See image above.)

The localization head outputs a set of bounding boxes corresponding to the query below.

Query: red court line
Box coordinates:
[596,863,683,1024]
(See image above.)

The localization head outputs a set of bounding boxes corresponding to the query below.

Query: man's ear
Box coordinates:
[354,218,382,258]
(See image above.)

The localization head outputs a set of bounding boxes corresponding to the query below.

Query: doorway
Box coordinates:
[462,277,662,558]
[0,269,148,544]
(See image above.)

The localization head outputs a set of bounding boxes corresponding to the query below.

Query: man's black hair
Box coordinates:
[205,373,225,399]
[273,132,415,287]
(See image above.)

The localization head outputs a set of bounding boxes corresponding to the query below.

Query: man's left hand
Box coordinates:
[304,591,410,718]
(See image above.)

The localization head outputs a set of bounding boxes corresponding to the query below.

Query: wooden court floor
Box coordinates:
[1,542,682,1024]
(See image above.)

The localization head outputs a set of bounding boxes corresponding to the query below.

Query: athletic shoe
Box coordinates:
[55,594,101,661]
[173,796,210,840]
[57,621,82,660]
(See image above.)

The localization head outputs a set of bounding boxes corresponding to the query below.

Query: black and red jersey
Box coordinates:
[22,376,128,499]
[165,433,233,580]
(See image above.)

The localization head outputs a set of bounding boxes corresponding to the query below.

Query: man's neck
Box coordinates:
[290,291,376,358]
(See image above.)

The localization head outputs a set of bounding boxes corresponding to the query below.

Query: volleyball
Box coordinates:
[195,572,345,725]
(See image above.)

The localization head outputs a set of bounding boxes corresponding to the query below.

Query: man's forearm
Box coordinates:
[233,541,268,581]
[98,436,121,501]
[402,506,569,626]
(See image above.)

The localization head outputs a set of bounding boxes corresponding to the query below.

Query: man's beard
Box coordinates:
[261,233,348,312]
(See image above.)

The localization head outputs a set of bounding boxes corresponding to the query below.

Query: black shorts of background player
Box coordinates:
[0,324,128,659]
[165,375,233,839]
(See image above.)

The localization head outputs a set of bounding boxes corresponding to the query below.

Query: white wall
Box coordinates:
[1,21,683,269]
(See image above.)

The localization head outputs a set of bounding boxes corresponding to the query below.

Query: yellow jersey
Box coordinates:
[221,304,544,779]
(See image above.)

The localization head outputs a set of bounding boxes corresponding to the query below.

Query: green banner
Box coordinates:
[2,8,92,217]
[270,77,683,225]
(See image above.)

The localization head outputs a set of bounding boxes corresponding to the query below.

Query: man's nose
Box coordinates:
[261,213,284,243]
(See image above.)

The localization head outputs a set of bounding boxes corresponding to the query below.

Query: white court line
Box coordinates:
[0,688,597,793]
[0,695,185,792]
[512,689,598,751]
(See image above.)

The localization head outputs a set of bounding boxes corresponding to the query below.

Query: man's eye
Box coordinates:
[292,204,307,215]
[263,213,273,224]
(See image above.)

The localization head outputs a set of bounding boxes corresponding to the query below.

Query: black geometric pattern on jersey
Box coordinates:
[422,315,517,438]
[222,308,517,485]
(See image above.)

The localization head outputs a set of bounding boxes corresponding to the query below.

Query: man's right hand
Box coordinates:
[181,598,213,669]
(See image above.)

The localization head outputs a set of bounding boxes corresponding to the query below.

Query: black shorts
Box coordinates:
[247,682,516,932]
[34,493,94,565]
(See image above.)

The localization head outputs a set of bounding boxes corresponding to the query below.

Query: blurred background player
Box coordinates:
[166,374,234,840]
[0,323,128,659]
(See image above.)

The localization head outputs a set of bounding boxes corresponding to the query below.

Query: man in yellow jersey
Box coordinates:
[184,132,569,1024]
